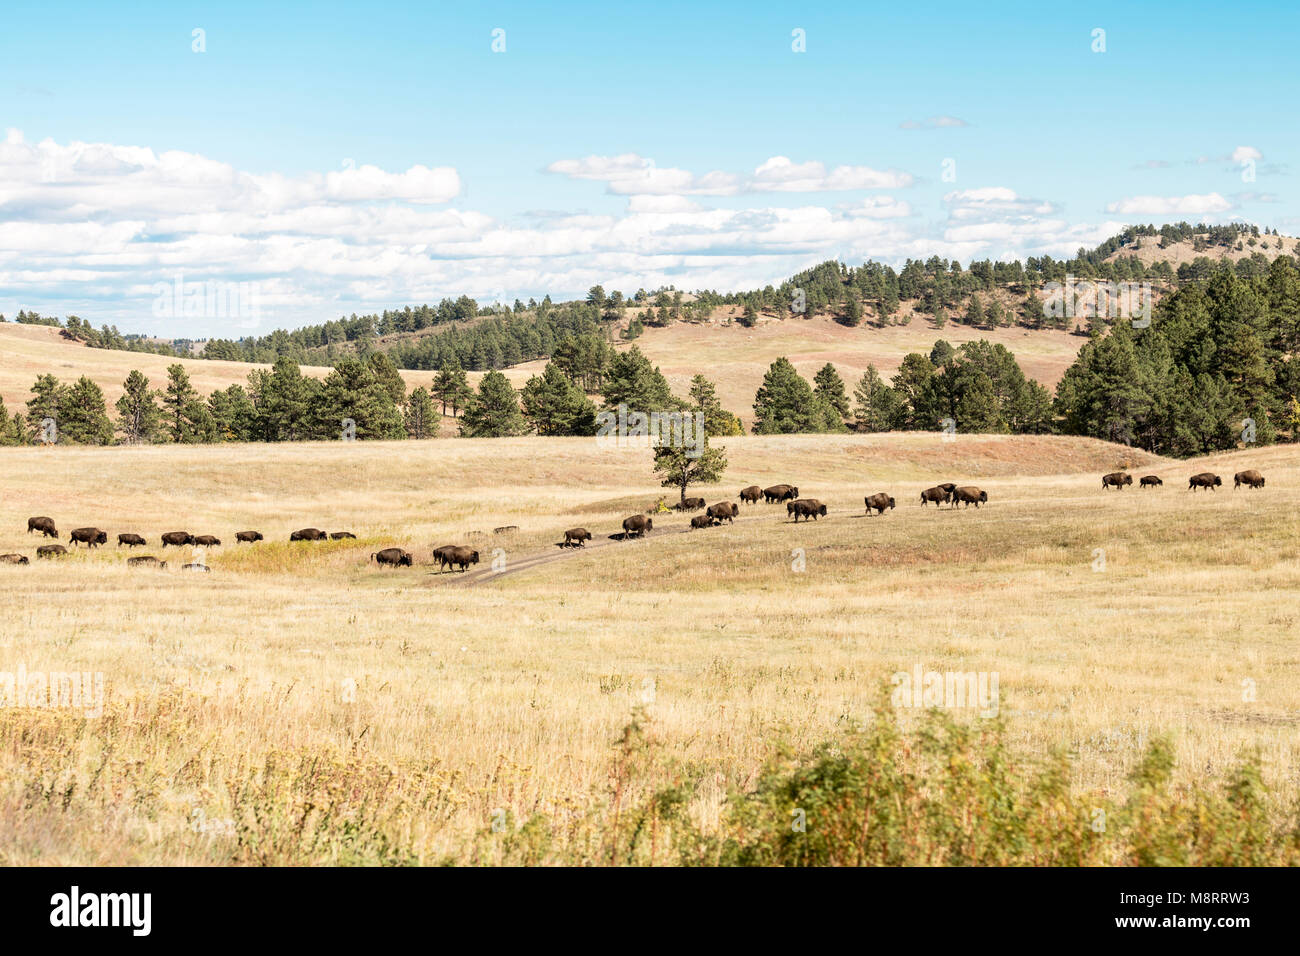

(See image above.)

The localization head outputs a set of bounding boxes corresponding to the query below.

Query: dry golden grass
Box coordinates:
[0,433,1297,864]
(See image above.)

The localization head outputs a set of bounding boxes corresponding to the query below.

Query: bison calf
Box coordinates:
[330,531,357,540]
[690,514,716,529]
[563,528,592,547]
[738,485,763,504]
[36,545,68,559]
[127,555,165,568]
[865,493,896,515]
[193,535,221,547]
[1139,476,1162,489]
[117,533,146,548]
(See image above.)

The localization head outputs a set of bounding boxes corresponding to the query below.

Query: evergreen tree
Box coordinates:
[432,360,473,417]
[116,370,162,443]
[460,370,527,437]
[688,374,743,436]
[752,358,832,434]
[601,346,681,412]
[853,365,903,432]
[58,376,114,445]
[520,363,598,435]
[312,358,406,440]
[26,373,64,439]
[654,433,728,506]
[812,363,850,421]
[161,363,201,442]
[404,386,439,439]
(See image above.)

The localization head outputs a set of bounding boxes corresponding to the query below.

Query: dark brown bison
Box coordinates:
[1188,473,1222,491]
[1234,470,1265,489]
[0,553,29,565]
[690,514,716,529]
[492,526,518,534]
[372,547,413,567]
[738,485,763,504]
[1102,472,1132,490]
[330,531,357,540]
[920,486,951,507]
[127,555,165,568]
[563,528,592,547]
[763,484,799,503]
[161,531,195,547]
[953,486,988,508]
[193,535,221,547]
[290,528,328,541]
[117,533,146,547]
[70,527,108,548]
[432,545,456,568]
[235,531,264,543]
[788,499,827,521]
[674,497,706,511]
[706,501,739,523]
[865,493,896,515]
[27,516,58,538]
[36,545,68,559]
[181,563,210,572]
[1139,476,1162,489]
[622,514,653,537]
[446,546,479,572]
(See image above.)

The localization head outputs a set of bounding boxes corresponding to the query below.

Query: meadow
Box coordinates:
[1,433,1298,864]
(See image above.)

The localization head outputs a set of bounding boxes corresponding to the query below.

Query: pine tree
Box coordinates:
[812,363,850,420]
[752,358,822,434]
[460,370,527,437]
[853,365,903,431]
[116,370,162,444]
[404,386,439,439]
[161,363,200,442]
[58,376,114,445]
[520,363,598,435]
[26,373,64,439]
[688,374,743,436]
[601,346,680,412]
[654,434,728,506]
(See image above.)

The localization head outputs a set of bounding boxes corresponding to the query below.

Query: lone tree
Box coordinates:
[653,430,728,506]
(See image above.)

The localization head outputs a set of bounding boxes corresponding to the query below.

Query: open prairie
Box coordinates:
[1,433,1297,864]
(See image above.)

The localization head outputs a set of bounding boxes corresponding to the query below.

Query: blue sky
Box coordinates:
[0,0,1294,336]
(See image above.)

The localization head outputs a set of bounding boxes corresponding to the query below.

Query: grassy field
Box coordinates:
[1,433,1298,864]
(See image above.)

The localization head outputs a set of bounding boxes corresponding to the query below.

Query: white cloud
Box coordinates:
[1105,193,1233,215]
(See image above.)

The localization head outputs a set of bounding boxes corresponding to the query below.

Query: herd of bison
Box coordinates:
[0,469,1268,573]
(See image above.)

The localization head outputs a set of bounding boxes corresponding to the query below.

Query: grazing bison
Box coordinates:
[1102,472,1133,490]
[1234,470,1265,489]
[0,553,29,565]
[117,533,146,548]
[738,485,763,504]
[193,535,221,547]
[330,531,357,540]
[706,501,739,524]
[70,528,108,548]
[622,514,653,538]
[27,516,58,538]
[181,563,210,572]
[446,546,479,572]
[289,528,328,541]
[36,545,68,559]
[920,486,951,507]
[372,547,413,567]
[235,531,264,543]
[690,514,716,529]
[563,528,592,548]
[161,531,195,547]
[953,486,988,508]
[1139,476,1163,489]
[492,526,518,534]
[674,497,706,511]
[762,484,799,503]
[1188,473,1222,492]
[788,499,827,522]
[865,493,896,515]
[127,555,165,568]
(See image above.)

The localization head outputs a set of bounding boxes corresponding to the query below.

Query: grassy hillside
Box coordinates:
[1,434,1297,863]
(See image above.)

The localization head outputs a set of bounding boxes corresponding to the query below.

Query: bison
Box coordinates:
[36,545,68,559]
[706,501,739,524]
[1139,476,1163,489]
[563,528,592,548]
[432,545,456,568]
[492,526,518,534]
[161,531,195,547]
[181,563,210,572]
[622,514,653,538]
[865,493,896,515]
[0,553,29,565]
[1188,473,1222,492]
[127,555,165,568]
[920,486,951,507]
[193,535,221,547]
[26,516,58,538]
[953,486,988,508]
[762,484,800,503]
[1234,470,1265,490]
[445,546,479,572]
[290,528,328,541]
[330,531,357,540]
[372,547,413,567]
[70,527,108,548]
[690,514,716,529]
[1102,472,1133,490]
[235,531,264,543]
[738,485,763,504]
[788,499,827,522]
[674,497,706,512]
[117,533,146,548]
